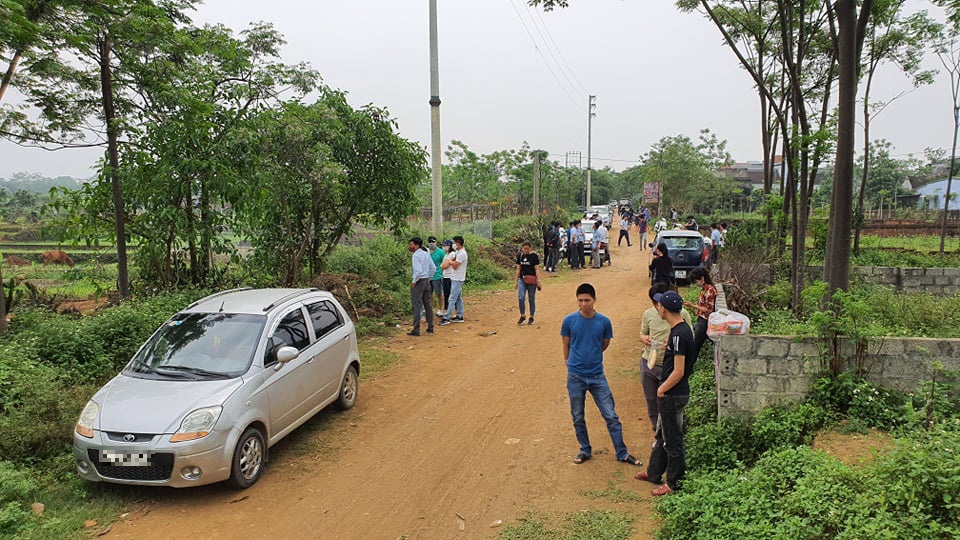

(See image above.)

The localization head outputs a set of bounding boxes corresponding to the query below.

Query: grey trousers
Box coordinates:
[411,278,434,332]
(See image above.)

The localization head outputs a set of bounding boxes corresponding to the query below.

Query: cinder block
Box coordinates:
[755,377,788,394]
[789,340,821,358]
[736,358,768,375]
[769,359,803,376]
[756,339,791,358]
[721,374,759,392]
[719,335,754,355]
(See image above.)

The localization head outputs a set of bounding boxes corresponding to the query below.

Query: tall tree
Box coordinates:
[825,0,873,299]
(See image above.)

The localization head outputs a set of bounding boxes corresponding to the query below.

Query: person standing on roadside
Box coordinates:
[544,222,559,273]
[649,243,673,284]
[635,290,694,496]
[709,224,722,265]
[440,239,455,314]
[439,235,468,325]
[407,237,436,336]
[683,266,717,366]
[562,283,642,467]
[638,215,648,250]
[572,220,585,270]
[515,241,542,325]
[639,283,692,431]
[428,236,446,317]
[617,215,632,247]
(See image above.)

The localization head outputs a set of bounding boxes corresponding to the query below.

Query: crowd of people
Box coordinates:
[407,210,722,496]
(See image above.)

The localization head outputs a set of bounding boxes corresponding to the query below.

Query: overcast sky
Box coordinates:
[0,0,951,179]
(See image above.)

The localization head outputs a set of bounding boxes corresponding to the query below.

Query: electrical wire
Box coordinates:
[507,0,583,110]
[527,4,589,96]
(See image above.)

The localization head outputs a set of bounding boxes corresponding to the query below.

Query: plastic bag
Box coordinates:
[707,309,751,341]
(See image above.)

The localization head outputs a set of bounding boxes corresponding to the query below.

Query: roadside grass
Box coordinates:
[498,510,635,540]
[578,479,641,503]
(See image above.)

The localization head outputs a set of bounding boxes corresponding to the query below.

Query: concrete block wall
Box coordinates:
[714,334,960,416]
[804,266,960,294]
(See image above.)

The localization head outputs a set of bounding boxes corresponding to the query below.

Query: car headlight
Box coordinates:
[76,400,100,438]
[170,406,223,442]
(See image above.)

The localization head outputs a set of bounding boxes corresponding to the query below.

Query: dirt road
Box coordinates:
[106,232,661,539]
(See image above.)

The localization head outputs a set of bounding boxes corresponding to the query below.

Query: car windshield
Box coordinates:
[662,236,704,251]
[125,313,267,380]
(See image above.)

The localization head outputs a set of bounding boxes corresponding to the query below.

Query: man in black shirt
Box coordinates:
[635,290,694,495]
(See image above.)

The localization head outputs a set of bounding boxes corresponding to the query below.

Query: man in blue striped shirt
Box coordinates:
[408,237,437,336]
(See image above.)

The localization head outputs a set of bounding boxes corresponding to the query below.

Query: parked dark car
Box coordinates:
[649,229,707,281]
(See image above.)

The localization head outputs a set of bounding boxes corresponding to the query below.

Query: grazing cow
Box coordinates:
[41,250,75,267]
[5,255,31,267]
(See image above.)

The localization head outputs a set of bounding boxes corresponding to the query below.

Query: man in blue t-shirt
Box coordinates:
[561,283,641,467]
[635,290,695,496]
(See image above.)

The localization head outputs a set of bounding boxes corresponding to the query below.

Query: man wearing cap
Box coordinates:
[635,290,695,496]
[428,236,446,316]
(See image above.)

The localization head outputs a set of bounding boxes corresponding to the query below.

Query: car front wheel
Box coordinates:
[228,427,266,489]
[335,365,359,410]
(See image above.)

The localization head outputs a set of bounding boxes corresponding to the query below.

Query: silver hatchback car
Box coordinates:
[73,288,360,489]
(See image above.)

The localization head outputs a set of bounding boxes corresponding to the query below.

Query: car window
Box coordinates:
[306,300,343,340]
[265,308,310,366]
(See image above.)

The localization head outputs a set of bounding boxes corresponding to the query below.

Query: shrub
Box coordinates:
[0,461,39,537]
[686,416,751,472]
[749,402,830,457]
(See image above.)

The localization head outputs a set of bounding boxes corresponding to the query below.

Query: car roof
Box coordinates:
[182,288,335,315]
[656,230,704,238]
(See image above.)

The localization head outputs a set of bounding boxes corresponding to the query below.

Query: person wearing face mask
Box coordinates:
[440,239,455,314]
[427,236,446,317]
[439,236,468,325]
[407,237,436,336]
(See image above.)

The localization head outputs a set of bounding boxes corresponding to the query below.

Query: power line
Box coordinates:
[528,5,589,95]
[506,0,582,109]
[521,1,588,99]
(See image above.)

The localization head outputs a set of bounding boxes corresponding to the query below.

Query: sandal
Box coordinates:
[651,484,674,496]
[618,454,642,466]
[635,470,660,484]
[573,452,591,464]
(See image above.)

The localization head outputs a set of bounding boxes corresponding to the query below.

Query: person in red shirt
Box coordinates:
[683,266,716,363]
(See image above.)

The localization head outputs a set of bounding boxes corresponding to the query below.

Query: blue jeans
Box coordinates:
[445,279,464,319]
[517,279,537,316]
[646,394,689,489]
[567,372,629,460]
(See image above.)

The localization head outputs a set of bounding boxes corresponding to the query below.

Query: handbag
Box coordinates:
[523,274,538,286]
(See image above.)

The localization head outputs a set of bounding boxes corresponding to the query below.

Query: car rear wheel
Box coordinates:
[228,427,266,489]
[335,365,359,410]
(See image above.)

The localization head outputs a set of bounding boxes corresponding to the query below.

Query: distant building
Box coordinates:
[718,159,783,193]
[915,178,960,211]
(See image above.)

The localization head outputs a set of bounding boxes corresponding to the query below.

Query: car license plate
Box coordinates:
[675,270,687,279]
[100,450,153,466]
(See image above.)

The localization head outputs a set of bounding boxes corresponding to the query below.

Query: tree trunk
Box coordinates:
[941,105,959,253]
[99,34,129,298]
[826,0,868,298]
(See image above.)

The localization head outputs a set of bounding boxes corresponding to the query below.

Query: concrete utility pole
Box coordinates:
[586,95,596,208]
[429,0,443,235]
[533,152,541,215]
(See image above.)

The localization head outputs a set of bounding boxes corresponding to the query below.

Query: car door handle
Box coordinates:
[342,335,349,341]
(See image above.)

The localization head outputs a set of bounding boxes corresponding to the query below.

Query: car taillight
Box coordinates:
[702,247,709,262]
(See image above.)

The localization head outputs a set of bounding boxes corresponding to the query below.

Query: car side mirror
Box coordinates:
[648,243,654,249]
[276,346,299,364]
